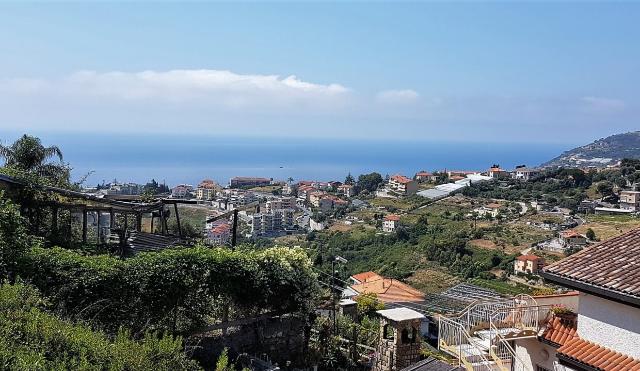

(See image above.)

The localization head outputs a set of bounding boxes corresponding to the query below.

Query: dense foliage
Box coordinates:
[17,245,320,335]
[0,282,200,370]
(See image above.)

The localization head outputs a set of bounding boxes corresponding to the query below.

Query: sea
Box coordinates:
[2,132,572,187]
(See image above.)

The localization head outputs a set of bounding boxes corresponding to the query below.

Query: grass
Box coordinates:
[369,196,415,212]
[406,265,461,294]
[575,214,640,241]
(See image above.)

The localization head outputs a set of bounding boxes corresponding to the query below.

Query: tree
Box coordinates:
[596,181,614,198]
[356,293,384,317]
[344,173,355,185]
[585,228,596,241]
[0,134,69,184]
[357,172,383,193]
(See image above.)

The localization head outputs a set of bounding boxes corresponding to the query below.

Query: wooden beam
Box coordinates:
[82,207,88,244]
[136,213,142,233]
[231,209,238,247]
[123,212,128,232]
[174,203,182,238]
[109,208,115,229]
[160,207,166,235]
[96,211,101,244]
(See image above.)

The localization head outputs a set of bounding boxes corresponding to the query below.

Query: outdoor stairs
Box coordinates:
[438,295,545,371]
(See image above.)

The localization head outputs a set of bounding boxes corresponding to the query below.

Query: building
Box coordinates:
[472,202,501,218]
[196,179,220,201]
[250,208,294,236]
[414,171,435,183]
[206,222,231,245]
[513,254,545,274]
[512,167,541,181]
[265,197,295,213]
[229,176,271,188]
[171,184,193,199]
[383,214,400,232]
[437,227,640,371]
[337,184,355,197]
[487,167,509,179]
[536,228,640,368]
[345,272,425,304]
[620,190,640,211]
[560,229,587,247]
[389,175,418,196]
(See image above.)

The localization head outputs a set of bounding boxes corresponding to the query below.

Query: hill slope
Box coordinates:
[542,131,640,168]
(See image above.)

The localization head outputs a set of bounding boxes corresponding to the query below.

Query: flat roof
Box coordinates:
[376,307,425,322]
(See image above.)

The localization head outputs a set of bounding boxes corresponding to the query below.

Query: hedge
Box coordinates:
[17,245,319,334]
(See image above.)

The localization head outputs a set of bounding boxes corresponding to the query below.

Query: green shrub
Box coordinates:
[17,246,319,334]
[0,282,200,371]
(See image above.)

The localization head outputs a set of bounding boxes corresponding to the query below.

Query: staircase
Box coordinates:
[438,295,551,371]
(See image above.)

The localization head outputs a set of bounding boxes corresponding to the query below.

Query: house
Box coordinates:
[206,222,231,245]
[414,171,435,183]
[437,228,640,370]
[389,175,418,196]
[512,167,541,181]
[229,176,271,188]
[559,229,587,247]
[487,166,509,179]
[513,254,545,274]
[619,190,640,211]
[171,184,193,199]
[473,202,501,218]
[383,214,400,232]
[345,272,425,304]
[196,179,220,201]
[337,184,355,197]
[534,228,640,369]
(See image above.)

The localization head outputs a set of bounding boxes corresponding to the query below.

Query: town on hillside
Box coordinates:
[2,134,640,371]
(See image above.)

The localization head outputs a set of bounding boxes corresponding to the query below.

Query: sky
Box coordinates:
[0,1,638,144]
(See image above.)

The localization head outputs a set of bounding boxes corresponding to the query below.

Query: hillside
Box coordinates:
[542,131,640,168]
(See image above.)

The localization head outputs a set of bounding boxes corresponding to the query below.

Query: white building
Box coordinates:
[250,209,294,236]
[512,167,541,181]
[620,190,640,211]
[389,174,418,196]
[383,214,400,232]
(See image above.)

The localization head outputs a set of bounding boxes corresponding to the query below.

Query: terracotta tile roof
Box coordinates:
[416,171,432,176]
[351,271,381,283]
[384,214,401,221]
[540,313,577,346]
[542,227,640,299]
[391,174,413,184]
[560,230,582,238]
[516,254,542,262]
[557,338,640,371]
[351,277,425,303]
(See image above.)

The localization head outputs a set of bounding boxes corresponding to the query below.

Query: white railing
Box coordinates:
[488,321,532,371]
[439,316,494,371]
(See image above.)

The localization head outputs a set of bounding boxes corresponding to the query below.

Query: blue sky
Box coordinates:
[0,2,638,144]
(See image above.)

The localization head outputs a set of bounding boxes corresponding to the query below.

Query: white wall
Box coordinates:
[514,338,557,371]
[577,292,640,358]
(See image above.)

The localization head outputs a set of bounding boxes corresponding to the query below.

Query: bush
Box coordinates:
[17,245,320,334]
[0,191,36,281]
[0,282,200,370]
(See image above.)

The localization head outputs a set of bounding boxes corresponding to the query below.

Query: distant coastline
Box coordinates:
[0,132,571,186]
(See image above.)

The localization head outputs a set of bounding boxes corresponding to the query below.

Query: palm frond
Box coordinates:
[43,145,63,162]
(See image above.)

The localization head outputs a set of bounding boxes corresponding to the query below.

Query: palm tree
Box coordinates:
[0,134,67,181]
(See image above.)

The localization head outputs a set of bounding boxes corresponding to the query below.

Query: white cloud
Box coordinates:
[581,96,626,112]
[1,69,350,109]
[376,89,419,104]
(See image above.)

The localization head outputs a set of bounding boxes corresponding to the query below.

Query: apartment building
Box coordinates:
[265,196,296,213]
[337,184,355,197]
[171,184,193,199]
[196,179,220,201]
[250,208,294,236]
[206,222,231,245]
[389,174,418,196]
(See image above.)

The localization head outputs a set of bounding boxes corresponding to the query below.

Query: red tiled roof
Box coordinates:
[352,277,425,303]
[560,230,582,238]
[384,214,401,221]
[391,174,413,184]
[516,254,542,262]
[416,171,432,176]
[351,271,381,283]
[541,313,577,346]
[543,227,640,299]
[557,338,640,371]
